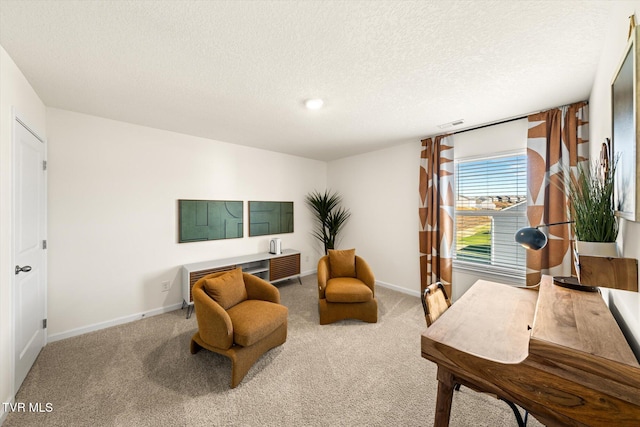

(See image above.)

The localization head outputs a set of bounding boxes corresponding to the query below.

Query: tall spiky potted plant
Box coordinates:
[567,159,619,257]
[305,190,351,255]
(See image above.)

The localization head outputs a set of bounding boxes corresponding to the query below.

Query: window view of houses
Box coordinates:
[455,155,527,270]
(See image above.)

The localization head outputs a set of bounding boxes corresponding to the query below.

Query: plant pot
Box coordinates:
[574,241,619,257]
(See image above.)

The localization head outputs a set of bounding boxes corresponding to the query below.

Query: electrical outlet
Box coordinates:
[305,255,309,262]
[161,281,170,292]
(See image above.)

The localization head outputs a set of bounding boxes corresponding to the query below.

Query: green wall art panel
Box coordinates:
[248,201,294,236]
[178,200,243,243]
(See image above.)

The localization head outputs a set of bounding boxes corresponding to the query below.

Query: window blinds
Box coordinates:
[455,154,527,272]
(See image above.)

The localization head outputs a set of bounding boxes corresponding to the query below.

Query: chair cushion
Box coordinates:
[227,300,288,347]
[203,268,247,310]
[328,248,356,278]
[325,277,373,303]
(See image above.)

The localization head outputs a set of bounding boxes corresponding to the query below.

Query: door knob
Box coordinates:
[15,265,32,275]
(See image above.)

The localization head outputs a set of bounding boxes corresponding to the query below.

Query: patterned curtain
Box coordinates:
[419,135,454,297]
[526,102,589,286]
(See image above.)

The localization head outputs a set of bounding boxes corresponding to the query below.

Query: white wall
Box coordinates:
[589,1,640,357]
[0,46,47,423]
[327,141,421,295]
[46,108,326,338]
[326,119,527,299]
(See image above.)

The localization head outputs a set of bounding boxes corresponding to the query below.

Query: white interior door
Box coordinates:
[13,116,47,392]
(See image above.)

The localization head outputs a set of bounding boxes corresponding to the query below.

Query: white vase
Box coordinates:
[574,240,619,257]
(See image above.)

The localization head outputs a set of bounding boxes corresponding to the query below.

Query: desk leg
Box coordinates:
[434,367,455,427]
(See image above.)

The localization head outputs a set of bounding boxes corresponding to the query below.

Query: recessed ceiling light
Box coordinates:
[305,98,324,110]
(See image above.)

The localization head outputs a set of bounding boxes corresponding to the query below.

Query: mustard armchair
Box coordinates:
[317,249,378,325]
[190,268,288,388]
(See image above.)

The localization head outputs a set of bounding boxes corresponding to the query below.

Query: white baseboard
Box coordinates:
[45,275,412,344]
[47,272,318,344]
[376,280,420,298]
[47,303,184,343]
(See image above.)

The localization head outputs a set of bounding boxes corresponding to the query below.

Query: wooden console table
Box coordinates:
[421,276,640,426]
[182,249,301,318]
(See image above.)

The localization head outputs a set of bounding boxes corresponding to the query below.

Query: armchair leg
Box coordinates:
[190,322,287,388]
[190,338,202,354]
[319,299,378,325]
[229,322,287,388]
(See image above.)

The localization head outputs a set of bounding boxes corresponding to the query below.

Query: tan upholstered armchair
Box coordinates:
[190,268,288,388]
[317,249,377,325]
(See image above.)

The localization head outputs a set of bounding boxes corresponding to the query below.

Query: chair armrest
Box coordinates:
[243,273,280,304]
[355,256,375,295]
[192,283,233,350]
[317,256,330,299]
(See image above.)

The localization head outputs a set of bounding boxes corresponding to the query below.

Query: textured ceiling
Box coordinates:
[0,0,614,161]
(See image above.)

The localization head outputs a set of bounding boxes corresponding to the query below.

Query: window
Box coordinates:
[454,153,527,276]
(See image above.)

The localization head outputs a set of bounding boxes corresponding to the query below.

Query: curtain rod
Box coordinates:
[424,100,589,139]
[451,114,531,135]
[447,100,589,136]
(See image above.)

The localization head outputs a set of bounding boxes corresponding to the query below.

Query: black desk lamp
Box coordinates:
[514,221,572,250]
[514,221,598,292]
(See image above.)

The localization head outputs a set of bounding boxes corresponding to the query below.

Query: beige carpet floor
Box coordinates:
[5,275,543,427]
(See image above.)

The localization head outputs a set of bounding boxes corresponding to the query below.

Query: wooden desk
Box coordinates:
[421,276,640,426]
